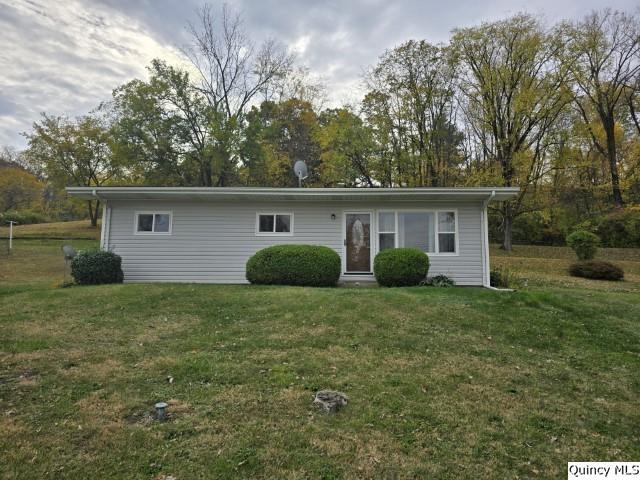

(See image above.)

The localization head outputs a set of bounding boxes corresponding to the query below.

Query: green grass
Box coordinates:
[491,244,640,292]
[0,220,101,240]
[1,237,639,478]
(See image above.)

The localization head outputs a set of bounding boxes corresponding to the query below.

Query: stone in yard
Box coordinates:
[313,390,348,412]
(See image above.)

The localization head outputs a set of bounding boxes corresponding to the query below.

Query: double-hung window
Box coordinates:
[256,213,293,235]
[378,211,396,251]
[377,210,457,254]
[437,212,456,253]
[135,212,172,234]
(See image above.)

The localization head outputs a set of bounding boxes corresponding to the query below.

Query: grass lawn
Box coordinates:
[0,220,101,240]
[1,232,639,478]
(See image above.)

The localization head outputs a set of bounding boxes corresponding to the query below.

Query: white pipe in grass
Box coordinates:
[7,220,18,251]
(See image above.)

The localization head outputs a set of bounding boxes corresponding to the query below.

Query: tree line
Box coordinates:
[4,6,640,249]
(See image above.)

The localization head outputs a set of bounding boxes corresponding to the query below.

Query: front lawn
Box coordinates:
[1,238,639,478]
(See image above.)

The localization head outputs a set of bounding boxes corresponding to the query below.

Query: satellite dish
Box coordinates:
[293,160,308,187]
[62,245,77,261]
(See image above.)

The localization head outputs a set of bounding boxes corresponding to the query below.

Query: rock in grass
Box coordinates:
[313,390,348,412]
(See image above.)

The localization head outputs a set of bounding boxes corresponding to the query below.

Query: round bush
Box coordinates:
[71,250,124,285]
[374,248,429,287]
[569,261,624,281]
[566,230,600,260]
[246,245,341,287]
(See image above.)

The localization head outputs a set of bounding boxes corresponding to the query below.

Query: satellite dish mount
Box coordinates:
[293,160,308,188]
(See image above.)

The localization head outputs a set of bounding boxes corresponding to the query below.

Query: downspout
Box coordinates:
[481,190,495,287]
[92,189,110,251]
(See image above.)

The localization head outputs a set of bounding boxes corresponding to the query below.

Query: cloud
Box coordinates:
[1,0,638,148]
[0,0,184,147]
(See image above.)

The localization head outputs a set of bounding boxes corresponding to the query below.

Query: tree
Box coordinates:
[0,166,43,213]
[561,10,640,207]
[184,4,293,186]
[0,146,31,170]
[271,66,328,111]
[365,40,463,187]
[361,90,405,187]
[316,108,377,187]
[111,59,223,186]
[452,14,571,250]
[240,99,321,186]
[24,114,119,226]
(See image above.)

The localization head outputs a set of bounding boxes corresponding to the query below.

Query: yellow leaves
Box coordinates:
[0,167,44,213]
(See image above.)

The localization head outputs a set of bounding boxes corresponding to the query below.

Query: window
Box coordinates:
[398,212,436,252]
[256,213,293,235]
[438,211,456,253]
[377,210,456,254]
[378,212,396,251]
[135,212,172,234]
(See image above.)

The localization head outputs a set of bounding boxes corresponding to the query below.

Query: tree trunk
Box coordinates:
[605,122,624,207]
[501,202,513,251]
[500,153,515,252]
[87,199,100,227]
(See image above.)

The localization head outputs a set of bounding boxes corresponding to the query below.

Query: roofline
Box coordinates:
[67,186,519,197]
[66,186,519,203]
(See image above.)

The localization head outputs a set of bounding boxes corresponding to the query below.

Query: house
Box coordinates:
[66,187,519,286]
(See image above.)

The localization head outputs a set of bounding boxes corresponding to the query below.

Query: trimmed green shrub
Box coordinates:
[566,230,600,260]
[71,250,124,285]
[428,274,455,287]
[569,261,624,281]
[246,245,341,287]
[373,248,429,287]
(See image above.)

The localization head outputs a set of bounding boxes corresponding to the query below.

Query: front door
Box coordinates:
[344,212,372,273]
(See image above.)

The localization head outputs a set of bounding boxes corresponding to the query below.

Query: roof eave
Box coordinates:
[66,186,520,202]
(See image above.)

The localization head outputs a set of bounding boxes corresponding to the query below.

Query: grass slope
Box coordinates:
[491,244,640,292]
[1,240,640,478]
[0,220,101,240]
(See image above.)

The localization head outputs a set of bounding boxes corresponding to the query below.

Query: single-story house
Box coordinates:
[66,187,519,286]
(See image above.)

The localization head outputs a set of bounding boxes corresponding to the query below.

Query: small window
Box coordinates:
[257,213,293,235]
[135,212,172,234]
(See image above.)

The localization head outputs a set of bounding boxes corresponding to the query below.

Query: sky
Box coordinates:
[0,0,637,148]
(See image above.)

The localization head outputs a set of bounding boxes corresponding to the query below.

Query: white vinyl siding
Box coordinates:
[105,200,484,285]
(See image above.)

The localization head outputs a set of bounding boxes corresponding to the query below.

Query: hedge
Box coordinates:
[71,250,124,285]
[569,261,624,281]
[246,245,341,287]
[373,248,429,287]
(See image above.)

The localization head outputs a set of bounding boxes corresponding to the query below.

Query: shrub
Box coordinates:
[246,245,341,287]
[566,230,600,260]
[569,261,624,281]
[427,274,455,287]
[373,248,429,287]
[490,266,522,289]
[512,211,567,246]
[0,210,49,225]
[71,250,124,285]
[593,207,640,248]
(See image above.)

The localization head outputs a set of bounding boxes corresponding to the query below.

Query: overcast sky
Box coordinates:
[0,0,637,148]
